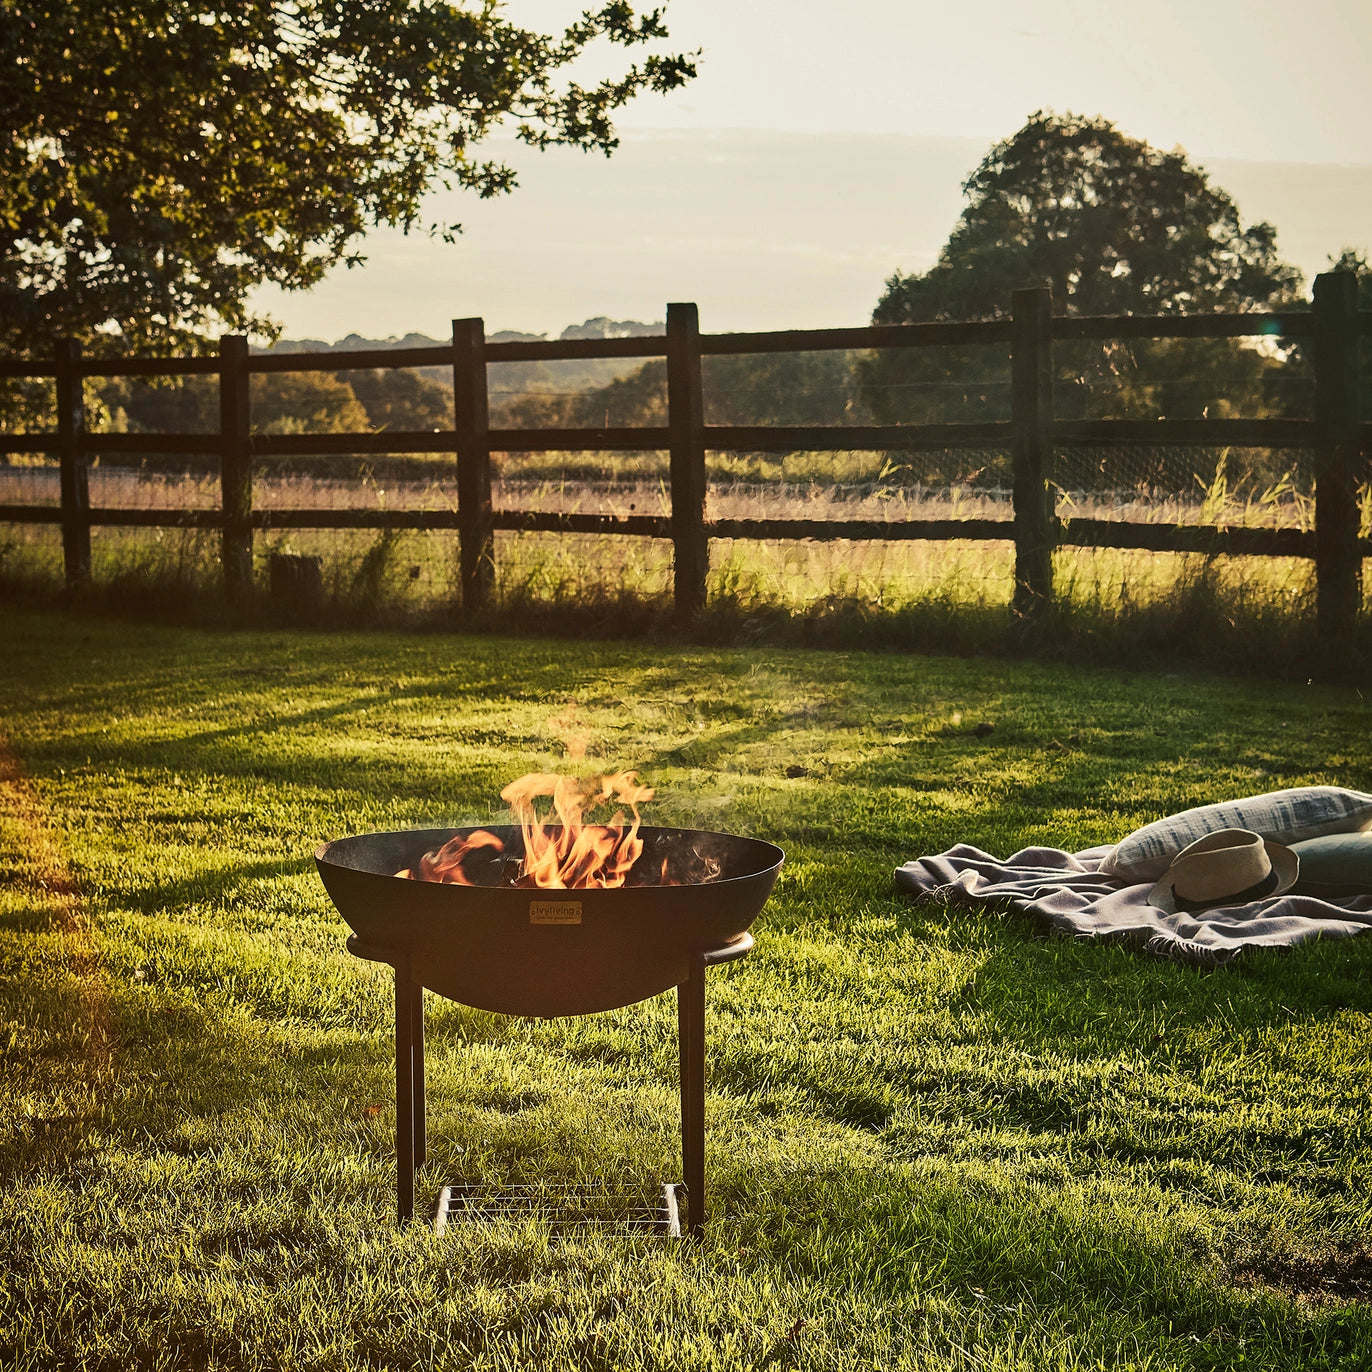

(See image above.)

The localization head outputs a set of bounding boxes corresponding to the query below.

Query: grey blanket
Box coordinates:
[894,844,1372,965]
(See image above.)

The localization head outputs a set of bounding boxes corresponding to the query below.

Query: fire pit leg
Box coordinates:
[393,973,430,1223]
[395,974,417,1224]
[345,937,423,1224]
[678,954,706,1240]
[676,934,754,1241]
[412,985,426,1169]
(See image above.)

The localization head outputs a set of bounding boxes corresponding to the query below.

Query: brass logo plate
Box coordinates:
[529,900,582,925]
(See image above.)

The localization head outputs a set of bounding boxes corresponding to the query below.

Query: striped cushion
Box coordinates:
[1102,787,1372,884]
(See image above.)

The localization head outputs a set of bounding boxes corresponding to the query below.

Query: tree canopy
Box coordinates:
[859,111,1306,458]
[0,1,694,355]
[873,110,1302,326]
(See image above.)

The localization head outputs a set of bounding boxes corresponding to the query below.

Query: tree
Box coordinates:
[558,317,664,341]
[857,111,1305,484]
[344,368,453,432]
[0,2,694,355]
[250,374,371,436]
[493,352,855,432]
[95,369,370,444]
[1327,249,1372,419]
[874,110,1301,326]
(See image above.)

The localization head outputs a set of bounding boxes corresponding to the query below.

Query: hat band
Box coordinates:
[1167,866,1280,914]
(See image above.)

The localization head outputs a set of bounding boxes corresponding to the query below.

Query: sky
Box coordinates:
[251,0,1372,342]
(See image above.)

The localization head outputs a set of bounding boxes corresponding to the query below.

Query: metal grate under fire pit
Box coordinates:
[435,1182,684,1238]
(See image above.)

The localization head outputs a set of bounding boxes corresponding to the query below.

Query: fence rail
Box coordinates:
[2,274,1368,644]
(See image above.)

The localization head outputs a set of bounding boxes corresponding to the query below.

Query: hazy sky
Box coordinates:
[252,0,1372,342]
[531,0,1372,165]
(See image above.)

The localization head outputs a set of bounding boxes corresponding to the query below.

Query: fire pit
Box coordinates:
[316,819,783,1235]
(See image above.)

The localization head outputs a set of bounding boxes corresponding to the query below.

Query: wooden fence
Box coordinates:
[3,273,1369,643]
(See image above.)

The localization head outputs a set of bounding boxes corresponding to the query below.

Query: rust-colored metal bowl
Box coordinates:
[315,825,784,1017]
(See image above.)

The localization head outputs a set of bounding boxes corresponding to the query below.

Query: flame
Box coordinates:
[395,828,504,885]
[503,770,654,888]
[397,770,657,888]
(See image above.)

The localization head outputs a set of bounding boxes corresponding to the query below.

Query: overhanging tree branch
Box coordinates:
[0,1,697,354]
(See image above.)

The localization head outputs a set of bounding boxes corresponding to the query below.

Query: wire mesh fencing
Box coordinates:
[1053,446,1321,530]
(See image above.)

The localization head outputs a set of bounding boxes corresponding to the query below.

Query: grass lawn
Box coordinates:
[2,605,1371,1370]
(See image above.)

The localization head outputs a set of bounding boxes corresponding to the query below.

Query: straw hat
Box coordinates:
[1147,828,1299,914]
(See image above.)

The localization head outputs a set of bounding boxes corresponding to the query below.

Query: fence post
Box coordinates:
[218,335,254,603]
[1011,286,1055,618]
[667,302,708,620]
[1313,270,1362,651]
[54,338,91,587]
[453,317,492,612]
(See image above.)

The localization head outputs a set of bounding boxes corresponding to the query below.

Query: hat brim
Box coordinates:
[1147,839,1299,914]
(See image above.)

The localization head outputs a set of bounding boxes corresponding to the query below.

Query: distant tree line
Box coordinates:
[78,318,669,445]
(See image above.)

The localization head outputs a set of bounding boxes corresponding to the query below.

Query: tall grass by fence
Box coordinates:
[2,274,1368,650]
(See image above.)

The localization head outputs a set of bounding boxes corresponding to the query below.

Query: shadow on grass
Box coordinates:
[922,900,1372,1042]
[719,1160,1372,1333]
[122,855,315,917]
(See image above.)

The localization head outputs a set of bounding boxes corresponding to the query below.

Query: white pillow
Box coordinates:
[1101,787,1372,884]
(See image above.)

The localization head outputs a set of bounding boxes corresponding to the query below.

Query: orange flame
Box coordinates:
[503,770,654,888]
[397,770,656,888]
[395,828,504,885]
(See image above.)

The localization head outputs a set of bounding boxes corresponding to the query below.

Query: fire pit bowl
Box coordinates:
[315,825,784,1017]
